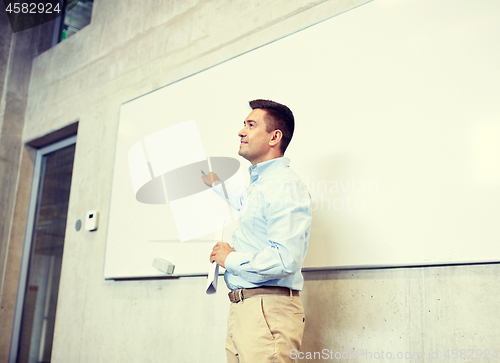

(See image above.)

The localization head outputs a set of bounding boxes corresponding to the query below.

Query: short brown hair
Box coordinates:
[249,99,294,154]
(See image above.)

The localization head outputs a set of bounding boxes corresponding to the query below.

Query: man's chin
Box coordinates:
[238,150,249,161]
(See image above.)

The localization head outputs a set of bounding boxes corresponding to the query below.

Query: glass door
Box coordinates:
[10,136,76,363]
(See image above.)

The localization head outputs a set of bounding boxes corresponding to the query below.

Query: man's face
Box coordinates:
[238,108,272,165]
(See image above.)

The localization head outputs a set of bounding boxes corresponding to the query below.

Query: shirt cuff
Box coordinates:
[224,251,252,276]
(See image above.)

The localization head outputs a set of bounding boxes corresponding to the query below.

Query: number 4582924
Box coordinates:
[5,2,61,14]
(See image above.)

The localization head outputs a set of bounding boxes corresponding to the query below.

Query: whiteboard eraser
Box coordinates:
[152,258,175,275]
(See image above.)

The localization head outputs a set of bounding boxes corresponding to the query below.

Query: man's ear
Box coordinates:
[269,129,282,147]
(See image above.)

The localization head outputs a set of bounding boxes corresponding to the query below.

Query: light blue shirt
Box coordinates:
[212,156,312,291]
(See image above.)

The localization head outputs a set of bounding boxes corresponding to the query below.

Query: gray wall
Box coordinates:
[1,0,499,362]
[0,8,58,360]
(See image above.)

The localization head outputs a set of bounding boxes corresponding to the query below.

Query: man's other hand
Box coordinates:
[202,172,221,187]
[210,242,234,268]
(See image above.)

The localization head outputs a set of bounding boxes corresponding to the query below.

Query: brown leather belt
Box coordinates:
[228,286,300,303]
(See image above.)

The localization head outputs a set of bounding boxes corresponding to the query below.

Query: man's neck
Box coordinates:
[250,154,284,166]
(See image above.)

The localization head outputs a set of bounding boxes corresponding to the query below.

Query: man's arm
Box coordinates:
[224,182,312,283]
[202,172,247,211]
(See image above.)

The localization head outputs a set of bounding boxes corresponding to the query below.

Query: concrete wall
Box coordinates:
[0,8,57,360]
[1,0,499,362]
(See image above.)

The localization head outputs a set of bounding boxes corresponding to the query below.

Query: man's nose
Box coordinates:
[238,128,246,137]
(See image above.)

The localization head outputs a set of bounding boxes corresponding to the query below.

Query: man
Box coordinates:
[202,99,312,362]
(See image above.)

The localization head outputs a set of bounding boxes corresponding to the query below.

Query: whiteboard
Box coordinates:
[104,0,500,279]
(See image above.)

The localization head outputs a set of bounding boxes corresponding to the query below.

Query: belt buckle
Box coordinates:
[231,289,244,303]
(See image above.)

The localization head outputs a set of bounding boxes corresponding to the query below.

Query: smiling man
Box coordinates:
[202,99,312,363]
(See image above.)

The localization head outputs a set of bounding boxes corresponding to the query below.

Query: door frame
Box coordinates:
[9,135,77,363]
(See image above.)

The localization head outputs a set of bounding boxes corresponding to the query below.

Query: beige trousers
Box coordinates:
[225,293,305,363]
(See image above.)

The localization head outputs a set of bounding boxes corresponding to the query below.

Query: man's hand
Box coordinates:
[210,242,234,268]
[202,172,221,187]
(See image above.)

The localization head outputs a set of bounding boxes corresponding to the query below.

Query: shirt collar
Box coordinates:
[248,157,290,183]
